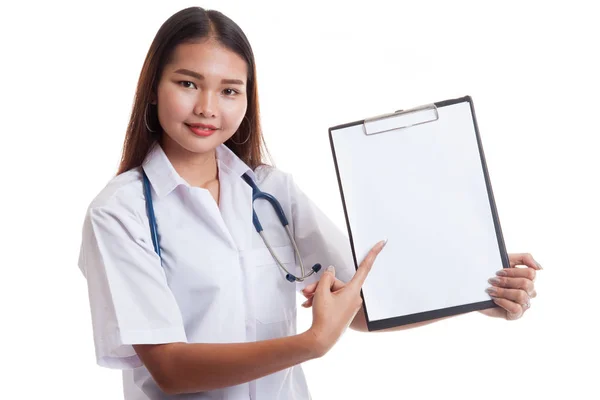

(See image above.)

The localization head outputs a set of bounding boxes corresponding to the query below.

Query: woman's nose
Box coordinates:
[193,91,217,117]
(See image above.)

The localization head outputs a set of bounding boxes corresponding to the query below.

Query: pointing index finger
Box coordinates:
[347,239,387,291]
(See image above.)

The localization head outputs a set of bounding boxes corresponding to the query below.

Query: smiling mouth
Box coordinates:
[187,124,218,137]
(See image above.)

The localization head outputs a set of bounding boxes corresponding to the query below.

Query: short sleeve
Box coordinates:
[79,205,187,369]
[288,175,356,291]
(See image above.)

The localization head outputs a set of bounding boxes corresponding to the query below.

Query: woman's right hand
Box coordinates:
[308,240,387,357]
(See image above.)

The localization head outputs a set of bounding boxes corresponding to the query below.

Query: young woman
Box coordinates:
[78,7,542,399]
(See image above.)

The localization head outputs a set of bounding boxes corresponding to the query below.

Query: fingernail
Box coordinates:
[327,265,335,273]
[488,277,501,285]
[378,239,388,250]
[496,269,507,276]
[485,287,497,295]
[301,300,309,307]
[535,261,543,270]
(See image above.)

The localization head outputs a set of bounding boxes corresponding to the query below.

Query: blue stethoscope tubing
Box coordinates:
[142,170,321,282]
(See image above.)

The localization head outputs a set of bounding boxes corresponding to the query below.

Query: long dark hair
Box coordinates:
[117,7,269,175]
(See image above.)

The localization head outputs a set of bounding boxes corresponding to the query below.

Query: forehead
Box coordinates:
[165,40,248,82]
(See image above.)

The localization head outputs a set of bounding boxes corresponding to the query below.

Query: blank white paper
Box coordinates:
[331,101,504,322]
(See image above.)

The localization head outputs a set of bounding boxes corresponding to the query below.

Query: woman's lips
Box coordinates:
[187,124,218,137]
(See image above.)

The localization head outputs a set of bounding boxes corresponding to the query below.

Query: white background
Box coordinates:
[1,0,598,399]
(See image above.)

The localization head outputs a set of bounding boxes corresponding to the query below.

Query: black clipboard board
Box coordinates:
[329,96,509,331]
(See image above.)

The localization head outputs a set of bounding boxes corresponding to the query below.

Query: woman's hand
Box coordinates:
[480,253,543,320]
[307,240,386,357]
[300,277,344,309]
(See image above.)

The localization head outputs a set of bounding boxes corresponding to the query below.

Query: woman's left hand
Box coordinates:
[480,253,543,321]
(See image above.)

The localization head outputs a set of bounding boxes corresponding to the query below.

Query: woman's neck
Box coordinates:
[160,138,219,188]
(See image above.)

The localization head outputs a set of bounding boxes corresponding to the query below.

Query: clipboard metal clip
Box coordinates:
[362,103,439,136]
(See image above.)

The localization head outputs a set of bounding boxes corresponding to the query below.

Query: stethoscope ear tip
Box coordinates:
[312,263,322,273]
[285,274,296,283]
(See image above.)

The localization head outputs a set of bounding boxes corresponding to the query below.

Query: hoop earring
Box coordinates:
[230,116,251,145]
[145,104,157,133]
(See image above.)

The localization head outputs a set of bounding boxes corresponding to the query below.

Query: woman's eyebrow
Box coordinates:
[174,68,245,85]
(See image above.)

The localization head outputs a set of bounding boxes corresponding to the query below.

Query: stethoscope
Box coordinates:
[142,170,322,282]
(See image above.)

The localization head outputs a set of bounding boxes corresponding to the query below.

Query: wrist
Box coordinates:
[300,329,325,359]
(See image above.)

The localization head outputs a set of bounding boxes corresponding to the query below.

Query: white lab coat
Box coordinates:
[78,143,355,399]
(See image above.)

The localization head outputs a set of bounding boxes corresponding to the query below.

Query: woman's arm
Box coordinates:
[135,241,386,395]
[134,331,319,395]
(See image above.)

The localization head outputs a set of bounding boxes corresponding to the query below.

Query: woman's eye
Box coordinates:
[223,88,239,96]
[179,81,197,89]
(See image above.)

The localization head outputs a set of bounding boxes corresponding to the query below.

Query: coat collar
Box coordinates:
[141,143,256,198]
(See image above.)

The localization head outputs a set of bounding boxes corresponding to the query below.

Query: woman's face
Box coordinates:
[155,39,248,157]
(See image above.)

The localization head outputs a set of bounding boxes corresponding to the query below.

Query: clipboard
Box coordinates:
[328,96,509,331]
